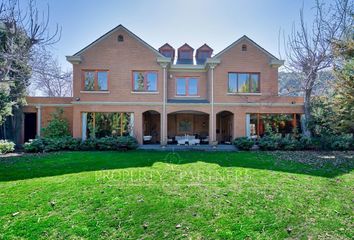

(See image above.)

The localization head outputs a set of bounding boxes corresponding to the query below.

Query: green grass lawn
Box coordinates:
[0,151,353,239]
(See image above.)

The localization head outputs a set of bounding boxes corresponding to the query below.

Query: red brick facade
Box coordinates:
[23,25,304,145]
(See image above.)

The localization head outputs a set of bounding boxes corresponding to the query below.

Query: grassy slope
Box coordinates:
[0,151,353,239]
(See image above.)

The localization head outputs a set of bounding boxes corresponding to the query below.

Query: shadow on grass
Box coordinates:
[0,150,353,182]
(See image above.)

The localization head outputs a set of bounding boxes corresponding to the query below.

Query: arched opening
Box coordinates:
[167,110,209,145]
[216,111,234,144]
[142,110,160,144]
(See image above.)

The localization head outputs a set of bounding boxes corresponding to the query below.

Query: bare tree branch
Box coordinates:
[279,0,353,136]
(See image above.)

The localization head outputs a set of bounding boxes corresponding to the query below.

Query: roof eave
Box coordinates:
[66,55,82,64]
[270,59,285,68]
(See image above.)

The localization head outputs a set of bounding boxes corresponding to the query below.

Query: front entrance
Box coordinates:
[24,112,37,142]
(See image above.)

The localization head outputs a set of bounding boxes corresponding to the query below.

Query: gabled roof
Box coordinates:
[196,44,213,53]
[72,24,164,57]
[213,35,279,60]
[178,43,194,52]
[158,43,175,51]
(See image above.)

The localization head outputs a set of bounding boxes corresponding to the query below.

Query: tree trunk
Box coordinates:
[6,107,24,145]
[303,90,312,137]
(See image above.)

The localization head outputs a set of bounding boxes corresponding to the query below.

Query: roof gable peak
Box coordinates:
[178,43,194,51]
[213,35,279,60]
[71,24,163,58]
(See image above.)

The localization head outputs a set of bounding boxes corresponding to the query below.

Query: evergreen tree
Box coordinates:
[332,32,354,133]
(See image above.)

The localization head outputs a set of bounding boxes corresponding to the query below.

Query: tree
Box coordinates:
[281,0,353,136]
[0,86,12,124]
[30,47,72,97]
[0,0,60,142]
[332,32,354,133]
[279,70,334,96]
[42,108,70,138]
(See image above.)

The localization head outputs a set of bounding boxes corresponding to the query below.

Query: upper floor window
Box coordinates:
[179,51,191,59]
[242,44,247,51]
[176,77,198,96]
[228,73,260,93]
[161,50,173,58]
[198,51,210,60]
[83,70,108,91]
[133,71,158,92]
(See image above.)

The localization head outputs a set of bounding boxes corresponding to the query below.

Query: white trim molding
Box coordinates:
[214,102,304,107]
[227,92,262,96]
[80,91,110,94]
[173,95,201,98]
[28,103,72,107]
[71,101,163,106]
[131,91,159,94]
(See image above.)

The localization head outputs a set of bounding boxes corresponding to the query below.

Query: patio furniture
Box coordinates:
[189,138,200,145]
[175,135,199,145]
[143,135,152,144]
[176,136,188,145]
[201,136,209,144]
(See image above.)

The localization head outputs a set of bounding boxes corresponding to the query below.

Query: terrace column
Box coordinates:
[81,113,87,140]
[36,105,41,137]
[159,62,169,145]
[245,114,251,137]
[209,64,217,144]
[129,113,135,137]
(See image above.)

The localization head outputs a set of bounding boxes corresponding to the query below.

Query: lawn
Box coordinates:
[0,151,353,239]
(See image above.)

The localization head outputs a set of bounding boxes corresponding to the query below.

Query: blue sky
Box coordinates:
[34,0,324,70]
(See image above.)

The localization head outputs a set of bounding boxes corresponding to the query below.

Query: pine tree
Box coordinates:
[332,33,354,133]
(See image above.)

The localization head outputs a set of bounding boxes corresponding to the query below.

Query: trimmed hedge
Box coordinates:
[23,136,138,153]
[234,134,354,151]
[233,137,254,150]
[0,139,15,154]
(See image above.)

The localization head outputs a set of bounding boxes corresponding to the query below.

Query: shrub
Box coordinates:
[60,136,81,150]
[258,136,278,150]
[117,136,139,150]
[298,135,313,150]
[278,134,299,151]
[23,136,138,153]
[79,138,97,151]
[0,139,15,154]
[330,134,353,150]
[258,125,283,151]
[23,138,45,153]
[96,137,117,150]
[42,108,70,138]
[233,137,254,150]
[42,138,62,152]
[96,136,139,151]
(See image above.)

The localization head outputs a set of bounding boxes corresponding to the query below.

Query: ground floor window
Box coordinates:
[248,113,301,138]
[86,112,132,138]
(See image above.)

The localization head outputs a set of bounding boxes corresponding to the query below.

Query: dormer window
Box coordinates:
[196,44,213,65]
[242,44,247,51]
[159,43,175,60]
[161,50,173,58]
[177,43,194,64]
[179,50,191,59]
